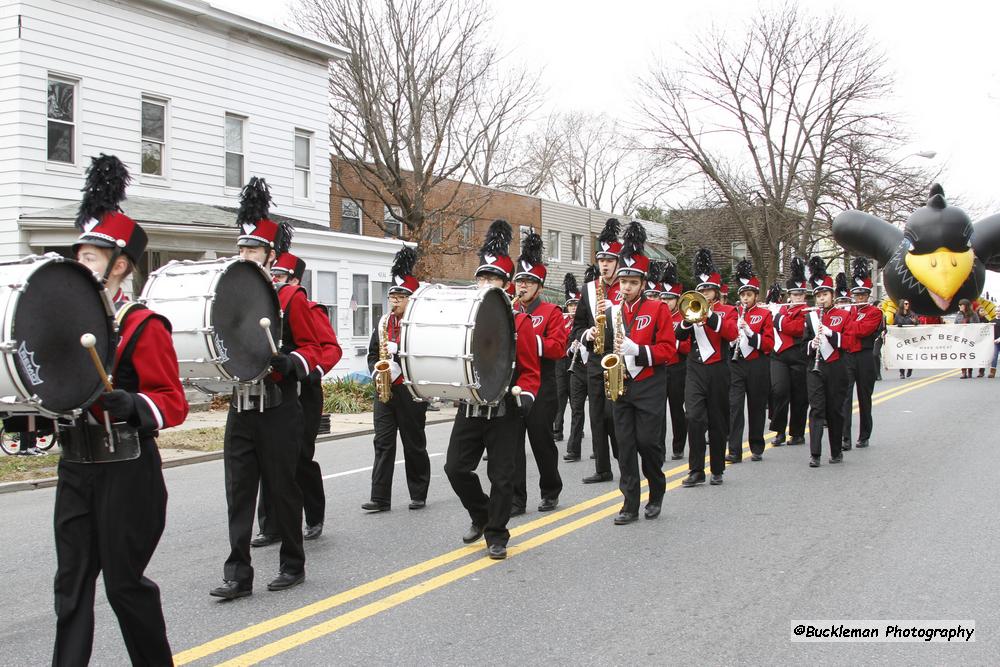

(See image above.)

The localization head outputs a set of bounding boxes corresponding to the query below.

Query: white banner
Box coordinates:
[883,324,994,369]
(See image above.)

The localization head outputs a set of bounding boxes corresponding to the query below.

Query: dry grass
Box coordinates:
[156,427,226,452]
[0,452,59,482]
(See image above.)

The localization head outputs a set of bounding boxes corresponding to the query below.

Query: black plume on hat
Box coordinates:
[480,219,512,260]
[735,257,755,281]
[694,248,716,276]
[518,228,544,266]
[662,260,678,286]
[584,264,599,283]
[392,246,418,281]
[76,154,131,230]
[789,256,806,284]
[237,176,272,226]
[807,255,828,281]
[598,218,621,245]
[835,271,849,295]
[647,260,664,282]
[851,256,871,282]
[765,283,783,304]
[275,222,294,255]
[621,221,647,262]
[563,272,579,299]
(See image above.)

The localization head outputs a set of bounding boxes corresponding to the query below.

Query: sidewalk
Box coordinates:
[0,405,457,494]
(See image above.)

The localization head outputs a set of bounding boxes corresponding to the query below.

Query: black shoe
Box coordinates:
[589,453,595,459]
[842,441,853,452]
[899,371,906,379]
[303,523,323,540]
[671,453,684,460]
[408,499,426,510]
[829,454,844,464]
[709,473,723,485]
[482,453,488,461]
[537,498,558,512]
[809,456,820,467]
[563,452,581,462]
[789,436,805,446]
[582,471,613,484]
[361,501,391,512]
[750,453,762,461]
[771,433,786,446]
[509,506,526,517]
[643,503,661,519]
[210,580,252,600]
[681,471,705,487]
[487,543,507,560]
[614,510,639,525]
[462,523,484,544]
[724,454,741,463]
[553,434,564,442]
[856,440,869,449]
[267,572,304,591]
[250,533,279,548]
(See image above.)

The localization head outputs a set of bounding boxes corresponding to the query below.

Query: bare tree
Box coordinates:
[639,4,896,286]
[292,0,518,256]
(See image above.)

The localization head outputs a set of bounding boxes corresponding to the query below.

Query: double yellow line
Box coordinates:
[176,370,954,666]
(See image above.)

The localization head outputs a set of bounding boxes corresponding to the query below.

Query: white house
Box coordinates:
[0,0,401,375]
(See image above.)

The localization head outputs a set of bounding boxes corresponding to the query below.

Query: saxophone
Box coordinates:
[594,279,607,354]
[602,307,625,401]
[374,314,392,403]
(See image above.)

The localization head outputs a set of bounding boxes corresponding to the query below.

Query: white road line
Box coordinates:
[321,452,445,480]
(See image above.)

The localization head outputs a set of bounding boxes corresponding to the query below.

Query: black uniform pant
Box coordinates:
[53,439,171,667]
[586,358,619,474]
[769,347,808,438]
[842,350,875,444]
[258,378,326,534]
[370,384,430,503]
[872,337,883,380]
[565,368,588,457]
[807,357,848,458]
[224,396,304,584]
[613,373,668,513]
[553,357,570,438]
[685,359,730,475]
[666,361,688,456]
[729,355,771,457]
[514,376,563,509]
[445,402,518,546]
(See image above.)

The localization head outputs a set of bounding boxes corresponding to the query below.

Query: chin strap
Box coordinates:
[101,240,127,286]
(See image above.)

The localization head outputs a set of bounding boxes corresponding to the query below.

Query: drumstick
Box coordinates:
[80,333,114,392]
[510,385,522,408]
[260,317,278,355]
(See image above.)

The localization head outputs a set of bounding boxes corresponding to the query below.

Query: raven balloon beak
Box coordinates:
[904,247,974,311]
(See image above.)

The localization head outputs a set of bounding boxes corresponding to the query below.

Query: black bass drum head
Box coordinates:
[210,260,280,382]
[471,287,515,403]
[11,260,113,413]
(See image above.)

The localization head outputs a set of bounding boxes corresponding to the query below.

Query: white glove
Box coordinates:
[389,360,402,381]
[584,328,595,342]
[387,341,399,356]
[820,325,833,337]
[620,337,640,356]
[568,340,581,356]
[994,337,1000,344]
[810,338,821,350]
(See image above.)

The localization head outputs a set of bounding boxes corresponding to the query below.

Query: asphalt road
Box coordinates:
[0,369,996,666]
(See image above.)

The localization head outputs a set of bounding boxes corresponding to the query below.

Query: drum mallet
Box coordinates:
[80,333,115,441]
[510,385,522,408]
[259,317,278,355]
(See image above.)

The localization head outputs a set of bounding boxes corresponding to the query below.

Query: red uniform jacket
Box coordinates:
[603,296,676,382]
[517,298,568,364]
[805,306,847,363]
[772,303,807,354]
[571,278,624,356]
[667,307,691,364]
[843,304,883,352]
[513,312,541,400]
[561,313,574,354]
[307,301,343,376]
[676,302,738,365]
[274,284,326,383]
[733,303,774,360]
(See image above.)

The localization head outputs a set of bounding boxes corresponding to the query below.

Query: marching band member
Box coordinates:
[719,282,730,305]
[602,222,677,523]
[726,259,774,463]
[660,262,690,460]
[675,249,738,487]
[211,178,326,599]
[54,155,188,665]
[571,218,624,484]
[841,258,882,450]
[511,230,566,515]
[445,220,540,560]
[254,252,342,544]
[364,247,431,511]
[804,256,849,467]
[835,272,852,307]
[769,257,810,447]
[644,261,669,458]
[553,273,579,450]
[563,269,592,462]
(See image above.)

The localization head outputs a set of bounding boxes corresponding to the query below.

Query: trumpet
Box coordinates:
[732,305,747,361]
[678,290,710,325]
[374,314,393,403]
[602,307,625,401]
[594,279,607,354]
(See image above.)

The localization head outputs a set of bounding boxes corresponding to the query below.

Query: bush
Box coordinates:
[322,378,375,414]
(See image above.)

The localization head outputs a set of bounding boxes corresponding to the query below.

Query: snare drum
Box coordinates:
[0,254,115,417]
[139,257,280,393]
[399,284,515,405]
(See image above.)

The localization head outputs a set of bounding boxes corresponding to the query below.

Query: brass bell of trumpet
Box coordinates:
[678,290,710,324]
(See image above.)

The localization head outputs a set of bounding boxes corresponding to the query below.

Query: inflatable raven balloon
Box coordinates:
[832,184,997,316]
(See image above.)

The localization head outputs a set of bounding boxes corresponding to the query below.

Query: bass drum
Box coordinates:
[139,257,280,393]
[399,284,515,405]
[0,254,114,417]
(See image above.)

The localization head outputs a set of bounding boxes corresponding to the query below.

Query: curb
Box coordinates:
[0,415,455,495]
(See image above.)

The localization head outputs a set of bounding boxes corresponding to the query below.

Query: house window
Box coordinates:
[141,97,167,176]
[383,206,403,238]
[294,130,312,198]
[316,270,338,331]
[429,223,443,244]
[225,114,246,188]
[299,269,313,297]
[47,76,77,163]
[371,281,391,329]
[548,230,561,261]
[341,199,361,234]
[459,217,475,246]
[571,234,583,262]
[731,241,748,272]
[352,274,371,336]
